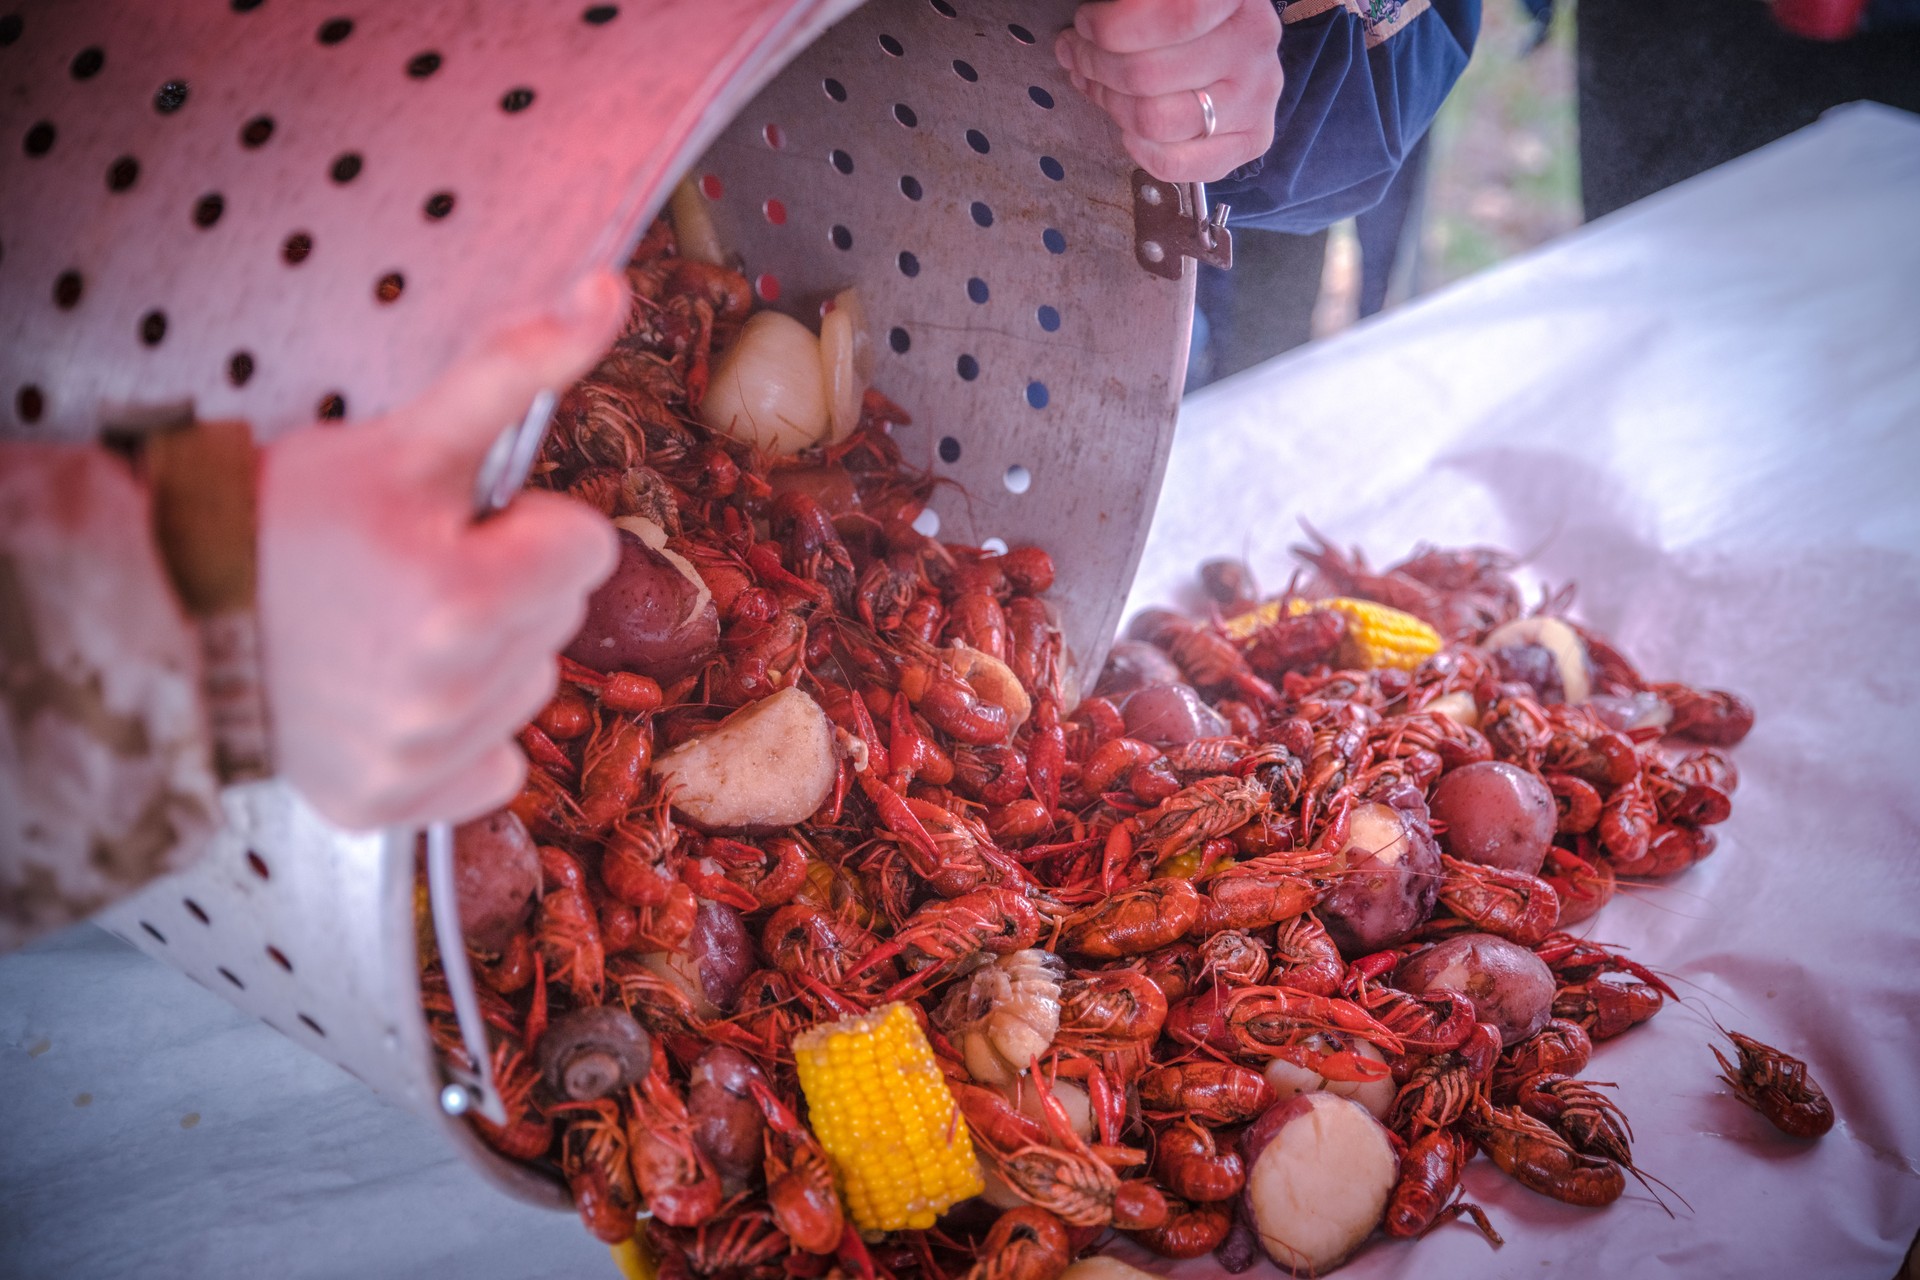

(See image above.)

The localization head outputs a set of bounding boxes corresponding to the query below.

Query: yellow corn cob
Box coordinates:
[1223,597,1441,671]
[794,1002,984,1232]
[608,1237,656,1280]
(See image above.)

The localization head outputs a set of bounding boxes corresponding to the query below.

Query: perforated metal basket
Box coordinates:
[1,0,1217,1208]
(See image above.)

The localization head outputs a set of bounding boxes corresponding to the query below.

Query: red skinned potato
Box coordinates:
[451,810,541,953]
[651,686,838,832]
[1094,640,1184,699]
[1122,682,1230,745]
[1429,760,1557,876]
[1240,1092,1397,1274]
[1317,803,1440,956]
[640,901,753,1016]
[687,1044,769,1186]
[1396,931,1556,1046]
[565,526,720,682]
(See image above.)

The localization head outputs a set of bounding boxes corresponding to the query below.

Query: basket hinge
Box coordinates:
[1132,174,1233,280]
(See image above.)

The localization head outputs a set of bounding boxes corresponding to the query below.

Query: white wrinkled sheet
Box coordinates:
[3,103,1917,1280]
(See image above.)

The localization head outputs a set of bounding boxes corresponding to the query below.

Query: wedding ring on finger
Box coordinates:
[1194,87,1218,141]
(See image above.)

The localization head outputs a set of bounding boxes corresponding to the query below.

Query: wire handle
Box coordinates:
[422,387,561,1124]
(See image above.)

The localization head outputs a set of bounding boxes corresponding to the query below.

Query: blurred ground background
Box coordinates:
[1311,0,1582,337]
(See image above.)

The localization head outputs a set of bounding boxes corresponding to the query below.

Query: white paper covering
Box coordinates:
[3,103,1917,1280]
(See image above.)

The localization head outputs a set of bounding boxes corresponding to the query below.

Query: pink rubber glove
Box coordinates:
[259,271,625,830]
[1055,0,1285,183]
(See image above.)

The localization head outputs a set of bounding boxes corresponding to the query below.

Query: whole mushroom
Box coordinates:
[536,1006,653,1101]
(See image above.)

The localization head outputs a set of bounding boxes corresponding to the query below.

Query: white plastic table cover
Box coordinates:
[3,102,1917,1280]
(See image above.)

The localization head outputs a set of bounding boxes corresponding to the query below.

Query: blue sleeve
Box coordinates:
[1210,0,1482,233]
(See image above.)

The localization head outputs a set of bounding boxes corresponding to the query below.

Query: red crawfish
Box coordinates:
[471,1040,553,1161]
[1350,983,1478,1056]
[1061,880,1203,960]
[649,1200,789,1279]
[972,1078,1168,1230]
[1197,929,1270,987]
[1138,1061,1276,1126]
[552,1097,642,1243]
[748,1082,844,1253]
[1388,1021,1502,1137]
[1553,974,1666,1041]
[1384,1129,1503,1246]
[959,1206,1071,1280]
[1269,912,1346,996]
[1492,1018,1593,1100]
[1055,969,1169,1050]
[1437,855,1561,946]
[1712,1028,1834,1138]
[1131,1198,1235,1259]
[627,1047,724,1228]
[1131,613,1281,708]
[1516,1073,1634,1164]
[577,715,653,833]
[536,846,605,1003]
[1533,932,1676,998]
[1467,1099,1624,1207]
[1137,775,1271,864]
[1151,1120,1246,1202]
[1649,681,1755,746]
[1597,774,1658,867]
[1222,986,1405,1081]
[1541,845,1615,925]
[851,887,1045,997]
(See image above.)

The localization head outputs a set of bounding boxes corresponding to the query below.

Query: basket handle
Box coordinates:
[421,387,562,1127]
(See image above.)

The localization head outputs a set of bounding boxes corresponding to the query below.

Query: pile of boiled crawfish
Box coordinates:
[418,222,1828,1280]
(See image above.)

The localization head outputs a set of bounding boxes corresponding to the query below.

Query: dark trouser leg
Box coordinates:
[1192,226,1330,388]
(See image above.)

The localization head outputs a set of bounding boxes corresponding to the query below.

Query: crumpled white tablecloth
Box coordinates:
[4,101,1917,1280]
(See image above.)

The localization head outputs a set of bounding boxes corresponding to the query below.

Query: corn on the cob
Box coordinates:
[794,1002,983,1232]
[608,1237,656,1280]
[1224,597,1442,671]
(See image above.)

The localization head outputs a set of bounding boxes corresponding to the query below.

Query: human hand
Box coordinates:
[259,271,625,830]
[1055,0,1285,183]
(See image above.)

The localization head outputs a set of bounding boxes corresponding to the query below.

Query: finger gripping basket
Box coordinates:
[0,0,1201,1207]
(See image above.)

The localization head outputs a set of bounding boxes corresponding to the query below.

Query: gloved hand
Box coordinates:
[1055,0,1285,183]
[259,270,625,830]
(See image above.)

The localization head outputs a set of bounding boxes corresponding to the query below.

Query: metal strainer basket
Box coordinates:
[1,0,1220,1209]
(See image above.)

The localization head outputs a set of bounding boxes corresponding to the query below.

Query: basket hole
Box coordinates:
[407,51,442,78]
[1043,228,1068,254]
[888,327,911,354]
[823,77,847,102]
[139,311,168,347]
[892,103,917,128]
[1036,304,1061,332]
[1025,381,1049,409]
[965,128,990,155]
[184,898,210,925]
[969,201,994,228]
[282,232,313,264]
[317,17,353,45]
[762,198,786,226]
[218,966,246,989]
[1003,464,1032,494]
[231,0,264,11]
[499,86,535,114]
[982,536,1009,555]
[241,115,274,147]
[1008,22,1035,43]
[956,354,979,381]
[952,59,978,82]
[298,1013,327,1037]
[375,272,405,304]
[762,122,785,149]
[266,945,293,972]
[755,273,780,303]
[699,173,723,199]
[1028,86,1055,109]
[53,271,84,310]
[937,436,962,463]
[583,4,620,23]
[424,191,455,219]
[930,0,957,14]
[228,352,255,386]
[912,509,941,538]
[17,386,44,423]
[897,250,919,278]
[0,15,22,44]
[193,193,224,228]
[245,849,270,878]
[154,80,190,114]
[829,149,854,176]
[899,174,923,201]
[71,47,105,80]
[318,393,347,421]
[830,225,853,251]
[140,920,167,944]
[1040,155,1065,181]
[966,277,989,304]
[878,32,904,57]
[107,156,139,191]
[331,153,362,184]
